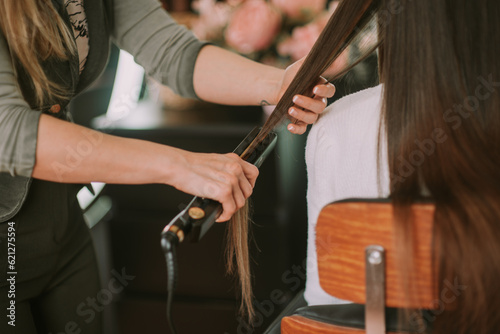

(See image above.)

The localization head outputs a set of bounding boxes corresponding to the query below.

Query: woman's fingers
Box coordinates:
[287,121,308,135]
[290,94,325,120]
[238,169,255,199]
[217,185,238,223]
[285,81,335,134]
[292,94,328,117]
[240,157,259,188]
[288,105,320,125]
[223,153,258,196]
[313,81,336,99]
[180,152,257,223]
[278,59,335,134]
[216,154,257,222]
[172,150,259,222]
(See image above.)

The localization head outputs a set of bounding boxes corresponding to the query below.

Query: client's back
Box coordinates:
[304,0,500,333]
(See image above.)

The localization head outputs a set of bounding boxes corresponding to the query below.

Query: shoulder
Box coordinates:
[305,83,388,216]
[307,84,383,147]
[321,84,383,126]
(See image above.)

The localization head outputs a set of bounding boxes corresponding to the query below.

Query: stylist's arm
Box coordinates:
[193,45,335,135]
[32,115,258,222]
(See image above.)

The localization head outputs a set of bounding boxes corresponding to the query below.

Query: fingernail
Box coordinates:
[288,124,295,131]
[292,95,299,103]
[289,108,297,116]
[313,87,319,94]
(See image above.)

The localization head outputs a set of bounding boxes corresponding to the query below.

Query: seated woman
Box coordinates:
[230,1,498,332]
[299,0,500,332]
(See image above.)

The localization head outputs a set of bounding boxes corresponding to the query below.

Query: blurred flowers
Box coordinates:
[272,0,326,21]
[191,0,233,41]
[225,0,282,54]
[277,2,338,61]
[191,0,342,66]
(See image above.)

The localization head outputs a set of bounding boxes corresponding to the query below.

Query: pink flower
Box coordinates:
[278,22,323,61]
[224,0,282,54]
[272,0,327,20]
[277,2,339,61]
[225,0,245,6]
[192,0,232,40]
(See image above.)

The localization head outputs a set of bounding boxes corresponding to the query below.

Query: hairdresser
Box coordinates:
[0,0,334,332]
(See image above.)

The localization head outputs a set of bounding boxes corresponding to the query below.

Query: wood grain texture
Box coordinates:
[281,315,402,334]
[281,315,365,334]
[316,201,437,309]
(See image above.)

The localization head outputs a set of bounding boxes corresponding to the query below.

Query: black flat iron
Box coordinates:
[161,127,277,244]
[160,127,277,334]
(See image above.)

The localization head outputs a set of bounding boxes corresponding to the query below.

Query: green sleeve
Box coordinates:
[110,0,209,99]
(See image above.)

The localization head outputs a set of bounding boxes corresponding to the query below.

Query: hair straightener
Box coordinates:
[160,127,277,334]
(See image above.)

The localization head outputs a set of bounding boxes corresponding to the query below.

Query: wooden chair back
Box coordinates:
[316,199,437,309]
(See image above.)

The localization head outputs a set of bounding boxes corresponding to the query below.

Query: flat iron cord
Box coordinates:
[162,233,179,334]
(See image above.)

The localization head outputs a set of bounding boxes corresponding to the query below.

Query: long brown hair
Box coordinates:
[228,0,381,321]
[383,0,500,332]
[0,0,76,106]
[231,0,500,331]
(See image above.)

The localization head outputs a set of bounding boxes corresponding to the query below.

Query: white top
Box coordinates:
[304,84,390,305]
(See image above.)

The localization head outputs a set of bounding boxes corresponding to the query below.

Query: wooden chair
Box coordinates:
[281,199,437,334]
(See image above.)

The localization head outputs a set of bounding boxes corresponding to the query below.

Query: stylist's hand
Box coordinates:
[275,57,336,135]
[171,151,259,222]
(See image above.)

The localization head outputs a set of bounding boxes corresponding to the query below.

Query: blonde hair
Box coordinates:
[0,0,76,105]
